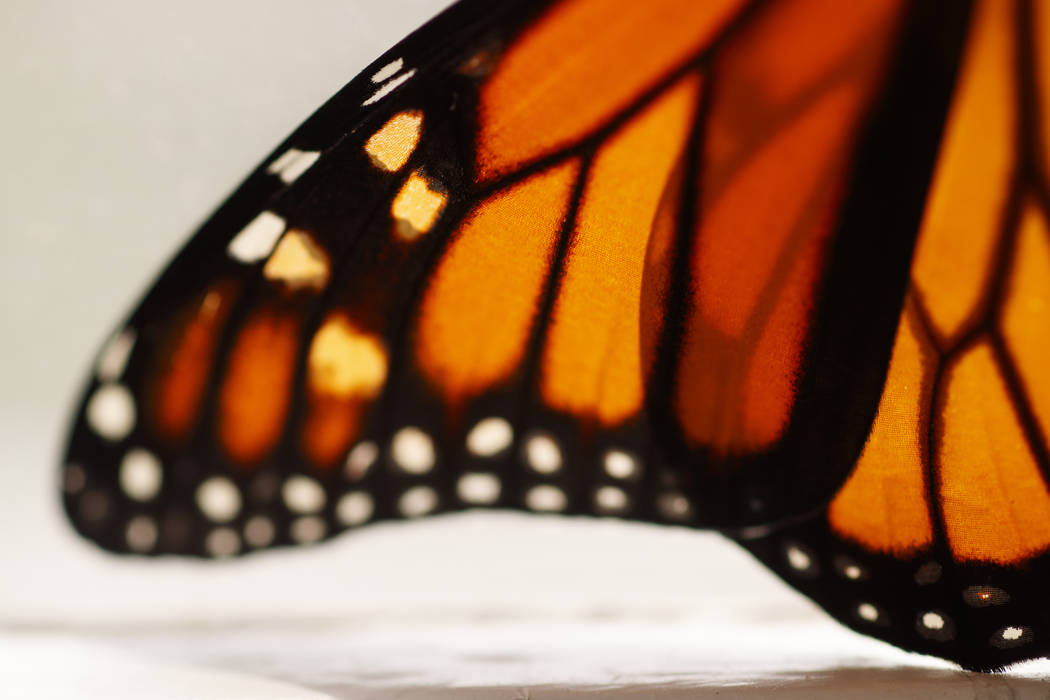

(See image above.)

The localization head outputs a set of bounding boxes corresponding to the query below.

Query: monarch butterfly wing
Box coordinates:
[734,0,1050,669]
[63,0,962,559]
[59,0,546,555]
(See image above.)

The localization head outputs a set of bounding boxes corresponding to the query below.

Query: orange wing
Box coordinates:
[739,0,1050,670]
[64,0,960,555]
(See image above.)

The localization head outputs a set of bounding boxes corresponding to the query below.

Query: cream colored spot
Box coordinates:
[96,329,136,381]
[266,148,320,184]
[457,472,501,505]
[227,211,286,263]
[857,603,879,622]
[206,527,241,557]
[391,427,435,474]
[345,441,379,480]
[922,612,945,630]
[526,485,567,512]
[466,417,513,457]
[603,450,639,479]
[282,475,326,514]
[86,383,136,441]
[307,316,387,398]
[524,433,562,474]
[398,486,438,517]
[594,486,628,513]
[263,229,330,291]
[119,448,162,502]
[336,491,374,526]
[1002,626,1025,641]
[363,68,416,106]
[371,58,403,83]
[365,111,423,172]
[196,477,242,523]
[786,545,812,571]
[392,171,446,239]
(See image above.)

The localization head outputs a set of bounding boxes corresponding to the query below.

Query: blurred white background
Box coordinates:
[2,1,1048,697]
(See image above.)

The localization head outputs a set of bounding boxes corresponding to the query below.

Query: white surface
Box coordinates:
[3,1,1050,697]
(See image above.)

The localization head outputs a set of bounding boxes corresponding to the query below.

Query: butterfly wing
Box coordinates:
[734,0,1050,669]
[63,0,964,559]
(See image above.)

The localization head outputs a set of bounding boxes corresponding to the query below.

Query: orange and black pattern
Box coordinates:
[736,0,1050,671]
[59,0,1050,671]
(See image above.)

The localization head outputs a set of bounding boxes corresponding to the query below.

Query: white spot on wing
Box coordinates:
[391,427,435,474]
[345,441,378,480]
[922,612,945,630]
[603,450,638,480]
[466,417,513,457]
[86,383,136,441]
[526,485,567,512]
[857,603,879,622]
[227,211,286,263]
[119,448,162,502]
[786,545,812,571]
[266,148,302,174]
[196,477,242,523]
[594,486,628,513]
[336,491,374,526]
[96,329,136,381]
[267,149,320,184]
[363,69,417,106]
[524,433,562,474]
[371,58,404,83]
[457,473,501,505]
[399,486,437,517]
[282,475,326,514]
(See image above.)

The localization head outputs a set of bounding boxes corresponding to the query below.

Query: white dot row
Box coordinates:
[783,542,1033,648]
[346,421,643,481]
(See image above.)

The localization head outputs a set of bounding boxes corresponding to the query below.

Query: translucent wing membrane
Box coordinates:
[736,0,1050,671]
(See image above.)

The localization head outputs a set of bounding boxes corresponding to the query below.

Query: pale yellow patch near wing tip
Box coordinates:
[262,229,330,291]
[392,171,446,239]
[365,110,423,172]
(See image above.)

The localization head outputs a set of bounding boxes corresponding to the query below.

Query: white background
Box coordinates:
[2,1,1048,697]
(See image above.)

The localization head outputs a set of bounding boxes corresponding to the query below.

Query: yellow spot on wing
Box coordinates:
[308,315,388,398]
[392,172,446,239]
[263,230,330,291]
[365,111,423,171]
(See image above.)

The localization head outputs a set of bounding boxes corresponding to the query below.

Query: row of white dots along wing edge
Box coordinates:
[70,415,699,555]
[783,542,1034,650]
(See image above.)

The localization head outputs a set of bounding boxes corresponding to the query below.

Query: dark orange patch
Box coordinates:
[476,0,744,180]
[416,161,578,404]
[676,81,867,453]
[218,309,300,464]
[150,281,238,442]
